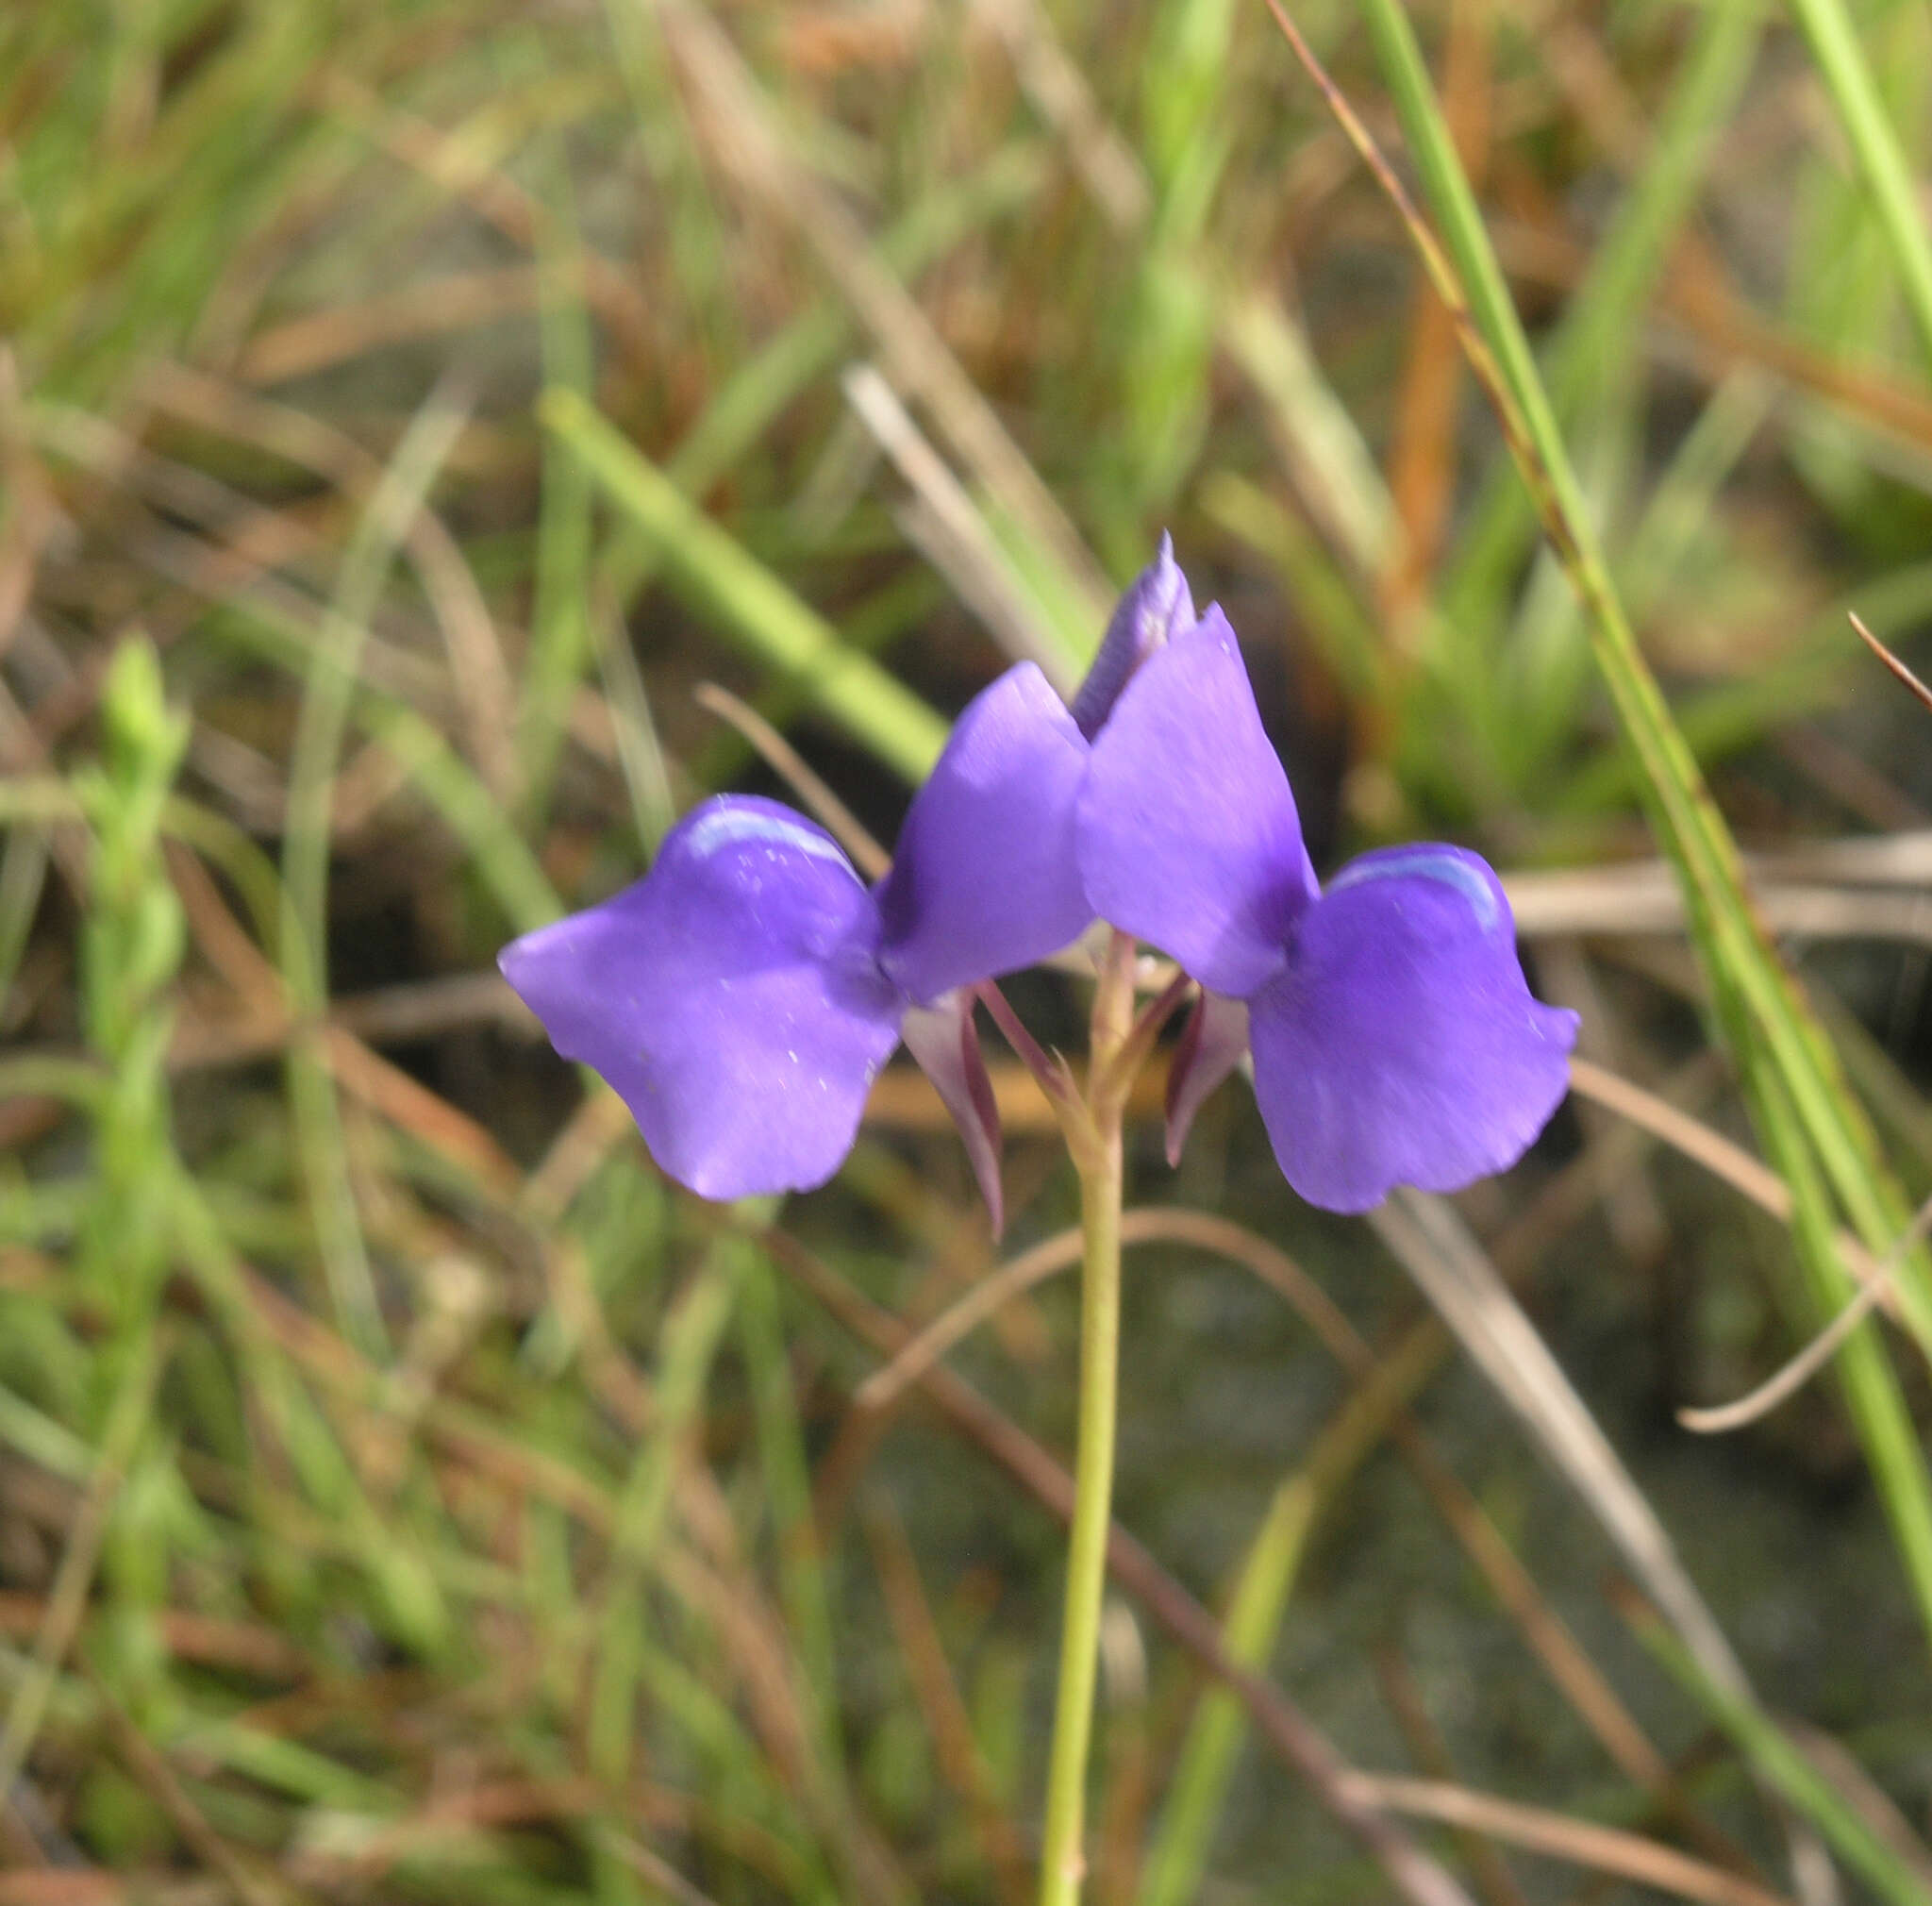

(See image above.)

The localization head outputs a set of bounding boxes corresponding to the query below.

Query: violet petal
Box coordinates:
[1245,844,1578,1212]
[499,796,903,1199]
[1069,532,1198,739]
[875,662,1091,1005]
[899,989,1006,1237]
[1163,990,1251,1166]
[1076,606,1315,998]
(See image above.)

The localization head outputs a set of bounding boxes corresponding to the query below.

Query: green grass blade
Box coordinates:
[1139,1329,1445,1906]
[1634,1608,1932,1906]
[1349,0,1932,1651]
[543,387,948,785]
[280,385,471,1362]
[589,1241,743,1788]
[1444,0,1762,638]
[1784,0,1932,372]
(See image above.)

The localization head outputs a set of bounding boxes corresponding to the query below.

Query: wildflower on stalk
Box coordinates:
[1075,577,1578,1212]
[500,664,1091,1229]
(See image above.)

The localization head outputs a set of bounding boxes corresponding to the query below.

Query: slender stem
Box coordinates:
[1038,932,1136,1906]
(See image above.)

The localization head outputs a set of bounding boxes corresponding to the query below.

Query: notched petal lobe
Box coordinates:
[1246,845,1578,1212]
[500,795,903,1200]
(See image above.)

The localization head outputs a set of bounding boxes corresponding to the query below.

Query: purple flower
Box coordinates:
[1075,594,1578,1212]
[500,663,1091,1225]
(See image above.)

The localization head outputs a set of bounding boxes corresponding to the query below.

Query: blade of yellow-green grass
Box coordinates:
[359,703,561,933]
[0,1383,92,1485]
[1784,0,1932,374]
[1336,0,1932,1649]
[0,1317,163,1800]
[1555,558,1932,817]
[739,1253,845,1767]
[1098,0,1235,532]
[1442,0,1762,635]
[589,1240,743,1789]
[1631,1606,1932,1906]
[0,829,50,1014]
[1136,1487,1312,1906]
[543,387,948,786]
[282,382,472,1362]
[519,137,600,828]
[1220,293,1398,579]
[22,0,332,405]
[1138,1327,1441,1906]
[1619,371,1774,626]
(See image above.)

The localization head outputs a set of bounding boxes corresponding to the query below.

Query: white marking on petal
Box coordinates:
[1326,849,1498,931]
[685,806,853,869]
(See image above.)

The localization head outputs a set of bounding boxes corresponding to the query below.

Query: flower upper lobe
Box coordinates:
[1074,598,1577,1211]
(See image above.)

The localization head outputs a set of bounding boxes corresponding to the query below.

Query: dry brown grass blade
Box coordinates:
[0,1597,308,1681]
[166,839,524,1195]
[237,266,541,385]
[862,1497,1033,1906]
[1382,0,1492,627]
[855,1222,1086,1411]
[1678,1183,1932,1432]
[842,363,1074,691]
[692,679,890,878]
[968,0,1149,232]
[0,1880,215,1906]
[1337,1774,1794,1906]
[134,364,517,798]
[1850,610,1932,714]
[170,971,529,1071]
[1507,860,1932,948]
[1374,1647,1535,1906]
[1567,1056,1901,1317]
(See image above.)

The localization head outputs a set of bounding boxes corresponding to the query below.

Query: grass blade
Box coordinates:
[542,387,949,786]
[1783,0,1932,373]
[1320,0,1932,1651]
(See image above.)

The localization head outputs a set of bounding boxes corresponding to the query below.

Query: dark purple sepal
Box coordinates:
[899,988,1006,1238]
[1163,989,1251,1166]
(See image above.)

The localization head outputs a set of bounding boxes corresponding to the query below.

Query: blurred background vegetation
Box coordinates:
[6,0,1932,1900]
